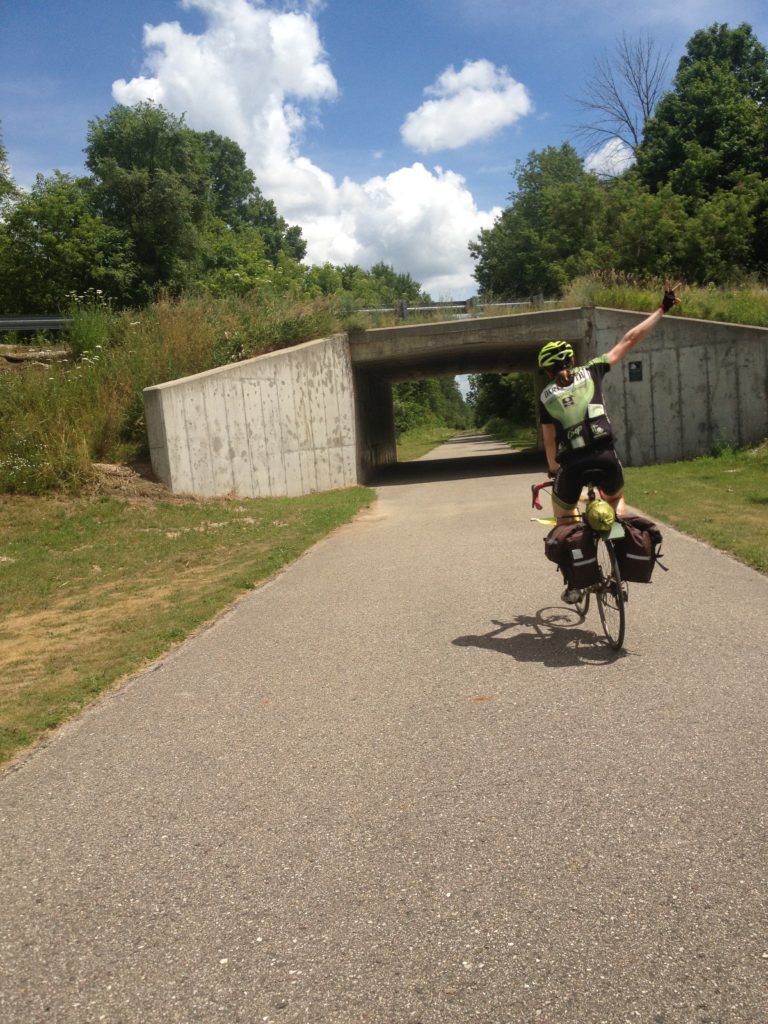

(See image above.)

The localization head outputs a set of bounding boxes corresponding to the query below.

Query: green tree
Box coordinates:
[468,373,536,428]
[304,261,430,307]
[680,176,767,282]
[86,102,207,300]
[368,262,427,304]
[637,23,768,199]
[304,262,345,297]
[469,145,606,297]
[0,172,137,313]
[392,378,470,436]
[85,103,306,302]
[0,128,15,203]
[193,222,274,297]
[600,175,688,278]
[194,131,306,264]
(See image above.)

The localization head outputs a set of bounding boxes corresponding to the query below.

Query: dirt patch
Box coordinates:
[0,586,177,695]
[88,462,186,503]
[0,344,71,374]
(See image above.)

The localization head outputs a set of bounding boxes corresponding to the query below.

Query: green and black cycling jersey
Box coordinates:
[539,354,614,463]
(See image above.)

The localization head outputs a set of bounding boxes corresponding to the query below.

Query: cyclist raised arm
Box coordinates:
[537,282,680,601]
[604,281,681,366]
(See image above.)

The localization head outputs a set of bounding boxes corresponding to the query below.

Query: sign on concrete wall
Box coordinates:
[593,309,768,466]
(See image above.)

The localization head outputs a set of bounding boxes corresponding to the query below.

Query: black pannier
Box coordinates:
[544,521,601,588]
[615,515,665,583]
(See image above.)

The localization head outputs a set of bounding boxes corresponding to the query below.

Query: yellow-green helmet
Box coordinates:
[586,499,615,533]
[538,340,574,369]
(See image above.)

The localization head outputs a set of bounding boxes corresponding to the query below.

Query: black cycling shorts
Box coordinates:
[552,447,624,510]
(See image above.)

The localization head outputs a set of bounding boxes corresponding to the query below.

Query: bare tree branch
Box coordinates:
[570,32,671,157]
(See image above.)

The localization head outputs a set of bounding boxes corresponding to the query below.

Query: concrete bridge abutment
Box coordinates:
[143,308,768,498]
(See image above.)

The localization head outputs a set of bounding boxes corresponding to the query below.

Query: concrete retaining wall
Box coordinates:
[590,309,768,466]
[144,309,768,498]
[144,334,358,498]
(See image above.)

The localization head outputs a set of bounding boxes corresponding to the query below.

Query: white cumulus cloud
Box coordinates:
[401,59,533,153]
[111,1,504,296]
[584,137,635,178]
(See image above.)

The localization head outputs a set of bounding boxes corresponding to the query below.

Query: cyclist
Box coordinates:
[538,281,680,602]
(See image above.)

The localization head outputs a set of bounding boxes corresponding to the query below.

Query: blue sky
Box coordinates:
[2,0,767,297]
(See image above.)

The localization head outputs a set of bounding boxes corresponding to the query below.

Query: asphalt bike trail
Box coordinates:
[1,436,766,1023]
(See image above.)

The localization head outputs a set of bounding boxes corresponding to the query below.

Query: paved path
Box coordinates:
[2,437,767,1023]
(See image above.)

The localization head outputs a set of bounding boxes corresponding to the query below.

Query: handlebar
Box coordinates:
[531,480,553,510]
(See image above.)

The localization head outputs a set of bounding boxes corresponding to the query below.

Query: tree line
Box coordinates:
[467,22,768,433]
[470,23,768,297]
[0,102,429,315]
[0,101,470,440]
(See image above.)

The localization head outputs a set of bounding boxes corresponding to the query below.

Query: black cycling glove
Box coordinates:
[660,287,677,313]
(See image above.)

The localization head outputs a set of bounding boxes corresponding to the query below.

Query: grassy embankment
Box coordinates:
[562,276,768,328]
[0,294,347,494]
[0,486,374,767]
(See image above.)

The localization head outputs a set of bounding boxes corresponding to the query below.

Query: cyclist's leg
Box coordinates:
[551,464,583,603]
[551,463,581,520]
[595,449,626,515]
[603,490,626,516]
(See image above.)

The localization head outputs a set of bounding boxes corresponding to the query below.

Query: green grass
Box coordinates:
[625,443,768,573]
[0,486,374,766]
[563,275,768,329]
[482,418,538,451]
[396,425,466,461]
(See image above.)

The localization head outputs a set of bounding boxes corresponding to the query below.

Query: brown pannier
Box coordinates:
[544,521,601,588]
[615,515,664,583]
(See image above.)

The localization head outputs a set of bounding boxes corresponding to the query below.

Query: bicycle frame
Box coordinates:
[532,478,627,650]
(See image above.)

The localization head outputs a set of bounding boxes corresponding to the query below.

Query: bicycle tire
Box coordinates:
[595,537,626,650]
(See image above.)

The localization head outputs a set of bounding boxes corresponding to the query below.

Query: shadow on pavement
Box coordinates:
[373,443,545,486]
[453,609,628,666]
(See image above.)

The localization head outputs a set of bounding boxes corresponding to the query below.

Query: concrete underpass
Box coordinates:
[143,307,768,498]
[348,308,590,482]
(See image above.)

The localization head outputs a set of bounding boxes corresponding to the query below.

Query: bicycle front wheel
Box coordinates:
[595,537,626,650]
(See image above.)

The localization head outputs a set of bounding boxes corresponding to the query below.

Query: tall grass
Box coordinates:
[0,293,339,494]
[563,273,768,327]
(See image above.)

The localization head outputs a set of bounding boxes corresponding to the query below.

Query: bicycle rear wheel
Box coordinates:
[595,537,626,650]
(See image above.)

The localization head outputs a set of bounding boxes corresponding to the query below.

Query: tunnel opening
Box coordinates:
[350,312,591,483]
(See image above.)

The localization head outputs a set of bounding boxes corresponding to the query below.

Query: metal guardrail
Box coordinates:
[1,302,561,330]
[354,299,559,320]
[0,315,73,332]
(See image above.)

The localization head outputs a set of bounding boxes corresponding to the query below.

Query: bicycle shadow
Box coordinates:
[453,609,628,666]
